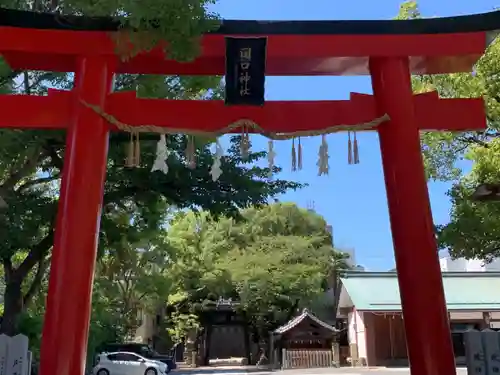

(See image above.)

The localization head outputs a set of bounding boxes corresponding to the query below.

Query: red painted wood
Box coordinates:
[0,92,70,129]
[0,89,485,132]
[104,91,486,132]
[370,56,456,375]
[0,27,486,75]
[349,91,486,132]
[39,57,113,375]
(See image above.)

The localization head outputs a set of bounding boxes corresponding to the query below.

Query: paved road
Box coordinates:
[173,367,469,375]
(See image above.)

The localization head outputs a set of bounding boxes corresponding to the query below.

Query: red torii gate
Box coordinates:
[0,7,495,375]
[1,89,483,132]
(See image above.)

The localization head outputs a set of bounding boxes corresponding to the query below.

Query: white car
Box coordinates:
[93,352,168,375]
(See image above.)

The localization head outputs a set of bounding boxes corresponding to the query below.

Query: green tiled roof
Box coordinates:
[340,271,500,311]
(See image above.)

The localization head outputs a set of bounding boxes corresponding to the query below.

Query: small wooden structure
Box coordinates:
[271,309,339,369]
[198,297,250,366]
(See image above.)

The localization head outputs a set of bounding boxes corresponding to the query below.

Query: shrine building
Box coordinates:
[337,271,500,367]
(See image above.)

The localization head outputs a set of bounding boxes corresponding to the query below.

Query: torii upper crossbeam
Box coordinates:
[0,7,495,375]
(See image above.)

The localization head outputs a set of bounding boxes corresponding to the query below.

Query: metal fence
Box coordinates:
[281,349,336,369]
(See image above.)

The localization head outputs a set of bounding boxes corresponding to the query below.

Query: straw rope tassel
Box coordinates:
[126,131,141,167]
[129,84,141,167]
[185,135,196,169]
[184,136,190,163]
[268,140,276,178]
[347,131,353,165]
[353,131,360,164]
[125,132,134,167]
[298,137,303,170]
[317,134,329,176]
[291,138,297,171]
[240,124,250,161]
[244,129,250,158]
[190,136,196,169]
[133,132,140,167]
[240,126,245,159]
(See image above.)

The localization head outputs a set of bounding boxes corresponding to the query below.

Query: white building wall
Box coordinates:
[485,259,500,271]
[440,256,500,272]
[348,309,367,360]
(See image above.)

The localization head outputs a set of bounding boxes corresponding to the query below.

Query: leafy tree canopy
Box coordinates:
[165,203,349,342]
[397,1,500,261]
[399,1,500,181]
[437,140,500,261]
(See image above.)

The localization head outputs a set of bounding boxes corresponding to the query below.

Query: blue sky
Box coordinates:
[209,0,497,271]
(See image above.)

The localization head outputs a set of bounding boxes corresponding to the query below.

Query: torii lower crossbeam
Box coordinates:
[0,89,484,132]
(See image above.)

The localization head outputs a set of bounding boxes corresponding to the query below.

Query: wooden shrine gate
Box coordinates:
[0,7,495,375]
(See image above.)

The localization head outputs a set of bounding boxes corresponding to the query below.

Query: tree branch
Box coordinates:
[2,258,14,284]
[23,258,48,307]
[42,143,64,170]
[9,182,157,284]
[2,145,43,191]
[14,229,54,282]
[460,134,490,148]
[0,70,21,88]
[29,72,59,92]
[17,174,60,193]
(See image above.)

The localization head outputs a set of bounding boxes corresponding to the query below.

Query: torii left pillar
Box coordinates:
[39,57,114,375]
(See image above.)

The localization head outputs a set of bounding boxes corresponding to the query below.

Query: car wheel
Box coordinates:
[145,368,158,375]
[96,369,109,375]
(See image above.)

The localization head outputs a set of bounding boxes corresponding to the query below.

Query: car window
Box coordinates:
[108,353,141,362]
[105,344,128,351]
[102,343,156,356]
[103,346,119,354]
[120,353,141,362]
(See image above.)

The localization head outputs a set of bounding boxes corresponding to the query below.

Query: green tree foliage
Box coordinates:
[31,203,343,365]
[0,251,48,359]
[398,1,500,181]
[0,116,299,337]
[86,229,174,365]
[165,203,349,345]
[397,1,500,261]
[94,218,173,339]
[0,2,302,335]
[4,208,175,365]
[2,0,219,61]
[437,140,500,261]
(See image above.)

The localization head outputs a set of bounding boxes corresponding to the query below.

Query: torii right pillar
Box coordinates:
[370,56,456,375]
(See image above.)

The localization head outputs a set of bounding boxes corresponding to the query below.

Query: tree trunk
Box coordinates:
[1,281,24,335]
